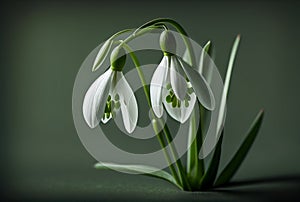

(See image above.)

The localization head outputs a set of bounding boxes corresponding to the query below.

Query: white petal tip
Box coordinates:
[126,126,135,134]
[152,106,164,118]
[200,92,216,111]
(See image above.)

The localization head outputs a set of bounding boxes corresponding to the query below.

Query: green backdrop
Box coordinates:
[1,0,300,200]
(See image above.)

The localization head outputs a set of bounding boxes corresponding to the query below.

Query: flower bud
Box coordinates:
[159,30,176,55]
[92,39,113,72]
[110,47,126,71]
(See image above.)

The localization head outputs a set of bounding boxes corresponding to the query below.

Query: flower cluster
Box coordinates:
[83,30,215,133]
[79,19,264,192]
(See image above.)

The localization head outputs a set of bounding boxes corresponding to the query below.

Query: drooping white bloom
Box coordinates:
[150,55,215,123]
[83,68,138,133]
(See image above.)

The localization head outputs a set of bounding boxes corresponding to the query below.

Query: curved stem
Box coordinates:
[121,43,151,104]
[119,25,165,47]
[109,29,133,40]
[134,18,196,66]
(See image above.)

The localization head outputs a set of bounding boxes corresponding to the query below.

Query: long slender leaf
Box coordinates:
[198,36,239,159]
[201,42,214,85]
[217,35,240,133]
[94,162,182,189]
[198,40,211,74]
[215,110,264,186]
[186,41,212,188]
[199,132,223,189]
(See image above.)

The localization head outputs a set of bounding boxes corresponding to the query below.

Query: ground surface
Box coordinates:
[6,169,300,201]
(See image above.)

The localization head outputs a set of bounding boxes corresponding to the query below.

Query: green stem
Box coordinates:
[152,120,180,184]
[137,19,203,189]
[119,25,166,48]
[186,110,201,187]
[134,18,196,66]
[121,43,151,103]
[109,29,133,40]
[122,43,183,186]
[161,120,191,190]
[109,24,165,41]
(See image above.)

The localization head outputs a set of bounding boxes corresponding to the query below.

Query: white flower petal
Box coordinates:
[82,69,112,128]
[182,49,192,66]
[170,56,187,101]
[180,58,215,111]
[162,88,196,123]
[114,72,138,133]
[150,56,168,118]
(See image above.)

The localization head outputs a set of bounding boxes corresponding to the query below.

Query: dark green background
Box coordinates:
[1,0,300,200]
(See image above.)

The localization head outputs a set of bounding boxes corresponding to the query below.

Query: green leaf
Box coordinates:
[201,41,214,85]
[217,35,240,133]
[92,39,113,72]
[186,41,213,188]
[186,110,202,187]
[94,162,182,189]
[215,110,264,186]
[198,41,213,142]
[198,40,211,74]
[199,132,223,189]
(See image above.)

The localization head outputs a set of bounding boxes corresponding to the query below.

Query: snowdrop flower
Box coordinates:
[83,47,138,133]
[150,30,215,123]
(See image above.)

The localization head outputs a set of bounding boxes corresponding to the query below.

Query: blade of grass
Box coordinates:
[215,110,264,186]
[217,35,240,134]
[199,132,224,189]
[201,41,214,85]
[94,162,182,190]
[198,36,239,159]
[186,41,212,188]
[198,40,211,74]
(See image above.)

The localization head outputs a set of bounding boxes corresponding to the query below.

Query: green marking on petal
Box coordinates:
[112,110,116,118]
[185,94,191,101]
[171,94,175,101]
[177,100,181,108]
[167,85,186,108]
[185,100,189,107]
[101,95,120,121]
[187,87,193,94]
[108,102,111,112]
[115,93,119,101]
[111,100,115,110]
[166,83,171,90]
[166,95,172,103]
[115,101,120,109]
[172,97,177,108]
[105,103,109,113]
